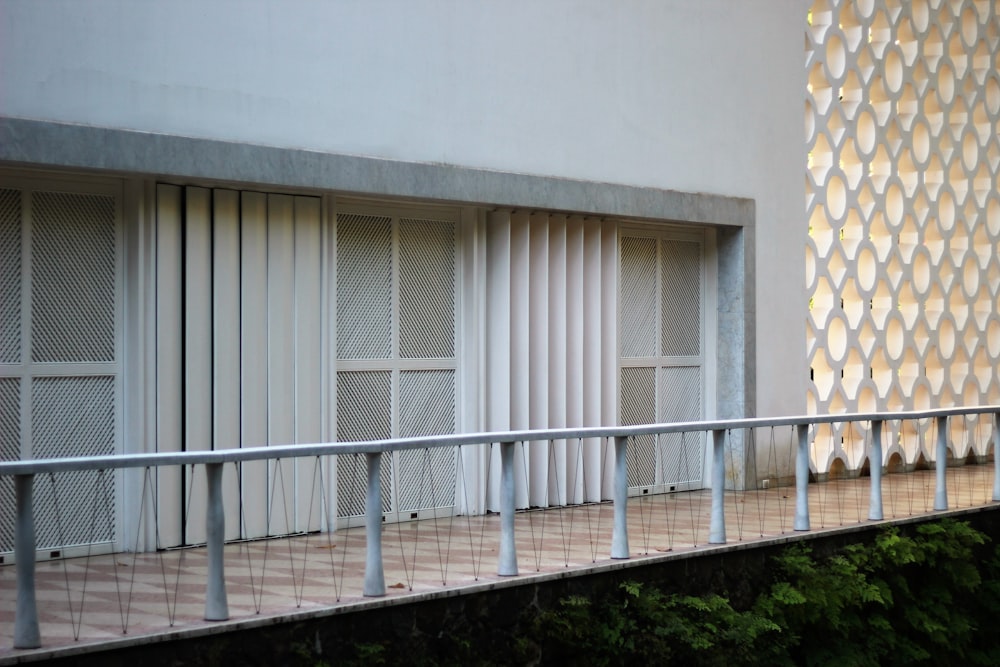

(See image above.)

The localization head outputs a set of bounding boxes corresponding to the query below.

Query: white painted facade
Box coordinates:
[0,2,806,552]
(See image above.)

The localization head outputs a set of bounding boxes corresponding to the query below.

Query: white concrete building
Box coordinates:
[6,1,992,556]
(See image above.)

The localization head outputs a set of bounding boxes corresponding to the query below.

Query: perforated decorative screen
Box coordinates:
[661,240,701,357]
[336,214,392,360]
[31,192,116,363]
[0,188,20,364]
[806,1,1000,424]
[399,219,455,359]
[32,376,116,548]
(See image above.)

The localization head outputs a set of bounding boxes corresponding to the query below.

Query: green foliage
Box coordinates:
[533,519,1000,666]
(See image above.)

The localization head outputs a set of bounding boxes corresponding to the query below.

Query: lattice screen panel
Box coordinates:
[661,240,701,357]
[806,0,1000,471]
[621,366,656,488]
[0,188,20,364]
[659,366,704,486]
[336,370,392,517]
[31,192,116,363]
[31,376,115,548]
[399,219,455,359]
[0,378,19,553]
[336,214,392,360]
[619,236,658,359]
[398,370,456,511]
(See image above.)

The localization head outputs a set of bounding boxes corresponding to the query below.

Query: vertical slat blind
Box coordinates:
[155,186,325,546]
[483,210,619,509]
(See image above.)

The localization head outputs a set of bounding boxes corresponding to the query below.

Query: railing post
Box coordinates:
[363,452,385,596]
[934,416,949,511]
[993,413,1000,502]
[709,429,726,544]
[14,474,40,649]
[868,420,884,521]
[611,436,629,559]
[794,424,811,531]
[204,463,229,621]
[498,441,518,576]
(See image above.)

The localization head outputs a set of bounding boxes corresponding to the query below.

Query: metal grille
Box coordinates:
[336,370,392,517]
[621,366,656,488]
[399,219,455,359]
[30,192,116,363]
[619,236,657,358]
[0,378,19,553]
[659,366,703,485]
[661,239,701,357]
[0,188,21,364]
[336,214,392,360]
[31,376,116,548]
[398,370,456,511]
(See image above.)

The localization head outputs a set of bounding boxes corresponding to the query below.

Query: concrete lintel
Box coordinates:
[0,116,753,227]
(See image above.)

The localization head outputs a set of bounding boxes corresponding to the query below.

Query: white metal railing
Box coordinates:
[2,406,999,650]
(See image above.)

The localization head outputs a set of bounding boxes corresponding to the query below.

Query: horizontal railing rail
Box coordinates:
[2,406,998,475]
[2,405,999,650]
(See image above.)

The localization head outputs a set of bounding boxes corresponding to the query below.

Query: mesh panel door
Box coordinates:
[337,214,392,360]
[399,219,455,359]
[32,377,116,548]
[620,236,657,358]
[31,192,116,363]
[1,189,21,364]
[0,378,19,552]
[336,371,392,517]
[661,240,701,357]
[398,370,456,512]
[621,367,656,488]
[2,184,120,558]
[659,366,703,487]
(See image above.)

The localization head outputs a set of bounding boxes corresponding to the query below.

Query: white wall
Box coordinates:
[0,0,807,418]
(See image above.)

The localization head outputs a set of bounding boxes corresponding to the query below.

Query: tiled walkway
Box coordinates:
[1,466,996,663]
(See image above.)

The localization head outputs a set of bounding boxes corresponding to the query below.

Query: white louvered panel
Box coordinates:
[212,190,243,540]
[0,188,21,364]
[32,376,115,548]
[484,210,512,512]
[336,370,392,517]
[30,192,116,363]
[509,211,530,509]
[620,366,656,488]
[582,218,603,502]
[600,220,619,498]
[399,218,455,359]
[661,239,702,357]
[293,196,323,533]
[183,187,212,545]
[528,213,550,507]
[267,194,297,536]
[659,366,703,486]
[155,184,183,547]
[0,377,20,553]
[398,370,456,512]
[240,191,269,539]
[336,214,392,360]
[565,216,585,504]
[546,214,568,506]
[619,236,657,359]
